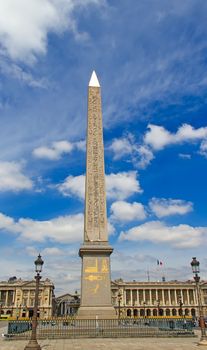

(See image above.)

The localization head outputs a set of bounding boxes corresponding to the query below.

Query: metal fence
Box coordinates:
[7,318,195,340]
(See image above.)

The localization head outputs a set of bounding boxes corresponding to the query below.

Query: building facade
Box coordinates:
[55,292,80,317]
[0,277,54,319]
[111,279,207,318]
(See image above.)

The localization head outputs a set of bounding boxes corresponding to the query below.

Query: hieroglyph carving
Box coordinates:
[84,87,108,242]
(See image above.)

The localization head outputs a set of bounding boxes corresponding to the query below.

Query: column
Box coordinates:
[187,289,190,305]
[123,289,126,306]
[12,290,15,304]
[162,289,165,306]
[181,289,184,304]
[130,290,133,306]
[149,289,152,305]
[168,289,171,306]
[174,289,177,304]
[137,289,139,305]
[5,291,8,306]
[143,289,146,304]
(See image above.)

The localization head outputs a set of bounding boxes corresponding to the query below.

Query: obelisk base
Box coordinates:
[77,244,116,320]
[77,306,117,319]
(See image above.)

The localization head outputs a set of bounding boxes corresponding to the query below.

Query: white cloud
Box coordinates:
[42,247,65,256]
[144,124,173,151]
[109,135,154,169]
[109,137,133,160]
[33,140,74,160]
[149,198,193,218]
[0,211,115,244]
[0,212,16,230]
[0,211,84,243]
[144,123,207,151]
[33,139,85,160]
[110,124,207,169]
[179,153,191,159]
[199,139,207,158]
[106,171,142,200]
[58,171,142,200]
[110,201,146,222]
[108,221,115,236]
[75,140,86,152]
[119,221,207,248]
[0,0,100,63]
[58,174,85,199]
[136,145,154,169]
[0,161,33,191]
[0,59,48,87]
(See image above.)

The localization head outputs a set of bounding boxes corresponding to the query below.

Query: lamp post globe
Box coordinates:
[35,254,44,274]
[191,257,200,276]
[190,257,207,346]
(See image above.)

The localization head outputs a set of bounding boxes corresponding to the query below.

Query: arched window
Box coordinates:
[0,310,4,315]
[159,308,164,316]
[166,309,170,316]
[178,308,183,316]
[185,309,189,316]
[147,309,151,316]
[172,309,177,316]
[6,310,11,315]
[133,309,138,317]
[127,309,131,317]
[153,309,157,316]
[191,309,196,317]
[140,309,145,317]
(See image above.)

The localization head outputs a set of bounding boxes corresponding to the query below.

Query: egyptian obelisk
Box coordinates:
[77,71,116,319]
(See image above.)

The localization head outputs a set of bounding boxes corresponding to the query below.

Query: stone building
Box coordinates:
[55,279,207,318]
[0,277,54,319]
[111,279,207,318]
[55,292,80,316]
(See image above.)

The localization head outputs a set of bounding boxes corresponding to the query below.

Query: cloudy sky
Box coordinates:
[0,0,207,295]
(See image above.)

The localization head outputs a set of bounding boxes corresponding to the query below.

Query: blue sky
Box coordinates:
[0,0,207,295]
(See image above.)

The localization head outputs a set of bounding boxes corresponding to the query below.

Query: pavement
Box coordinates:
[0,322,204,350]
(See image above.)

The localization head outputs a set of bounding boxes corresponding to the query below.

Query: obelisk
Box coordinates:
[77,71,116,319]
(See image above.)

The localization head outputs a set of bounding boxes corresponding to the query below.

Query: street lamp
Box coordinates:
[117,291,122,319]
[24,254,44,350]
[191,257,207,346]
[178,297,183,317]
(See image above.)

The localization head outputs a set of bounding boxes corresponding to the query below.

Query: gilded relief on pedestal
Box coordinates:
[101,259,108,273]
[84,275,104,282]
[84,258,98,273]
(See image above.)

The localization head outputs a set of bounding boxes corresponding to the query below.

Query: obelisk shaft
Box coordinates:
[84,73,107,243]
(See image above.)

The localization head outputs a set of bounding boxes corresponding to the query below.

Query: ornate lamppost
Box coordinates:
[178,297,183,318]
[24,254,44,350]
[191,257,207,346]
[117,291,122,319]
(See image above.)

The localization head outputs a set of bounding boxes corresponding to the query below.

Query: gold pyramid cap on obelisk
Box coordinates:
[88,70,100,87]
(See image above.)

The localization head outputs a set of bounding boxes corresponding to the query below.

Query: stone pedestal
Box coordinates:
[77,244,116,319]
